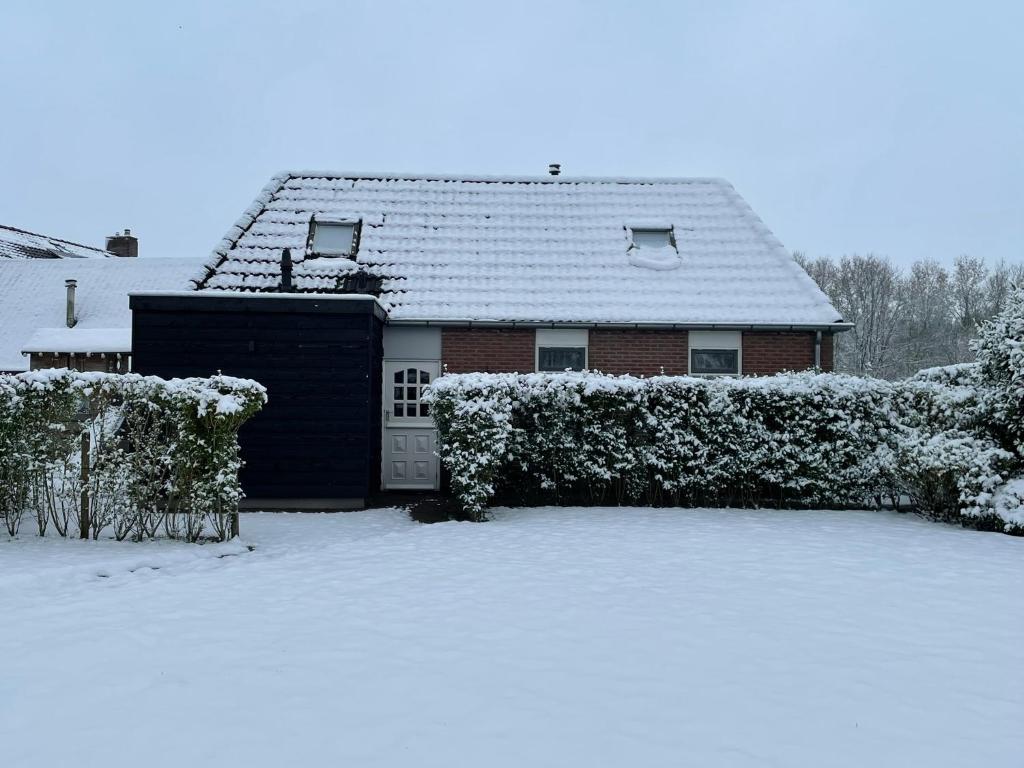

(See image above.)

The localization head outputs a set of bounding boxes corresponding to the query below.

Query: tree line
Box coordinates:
[795,253,1023,379]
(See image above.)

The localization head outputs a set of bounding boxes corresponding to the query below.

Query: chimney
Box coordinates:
[106,229,138,258]
[65,279,77,328]
[280,248,294,292]
[548,163,561,177]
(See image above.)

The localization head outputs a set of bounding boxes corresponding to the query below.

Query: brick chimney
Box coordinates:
[106,229,138,258]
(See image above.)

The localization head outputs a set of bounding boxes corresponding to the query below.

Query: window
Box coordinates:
[689,331,741,376]
[690,349,739,375]
[630,227,674,250]
[536,329,588,372]
[391,366,432,418]
[310,220,358,257]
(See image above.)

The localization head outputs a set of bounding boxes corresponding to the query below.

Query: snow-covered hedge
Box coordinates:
[425,369,1023,534]
[973,288,1024,459]
[0,369,266,542]
[426,372,901,520]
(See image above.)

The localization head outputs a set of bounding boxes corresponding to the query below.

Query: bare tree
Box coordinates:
[897,259,955,375]
[793,251,1023,378]
[827,254,906,376]
[985,260,1024,317]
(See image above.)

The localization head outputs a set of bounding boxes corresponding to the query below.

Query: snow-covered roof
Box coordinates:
[21,328,132,355]
[0,258,202,371]
[194,171,843,326]
[0,224,114,260]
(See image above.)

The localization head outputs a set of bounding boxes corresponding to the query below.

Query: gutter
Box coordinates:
[386,318,854,333]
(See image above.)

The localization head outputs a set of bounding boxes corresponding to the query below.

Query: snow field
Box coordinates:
[1,507,1021,767]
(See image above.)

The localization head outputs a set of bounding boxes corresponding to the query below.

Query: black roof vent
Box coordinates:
[280,248,294,292]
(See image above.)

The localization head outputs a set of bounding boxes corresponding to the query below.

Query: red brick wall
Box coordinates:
[441,328,535,373]
[588,329,689,375]
[742,331,831,375]
[440,327,832,376]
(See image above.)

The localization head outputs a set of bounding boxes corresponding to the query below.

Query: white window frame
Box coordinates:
[535,329,589,372]
[688,330,742,376]
[310,219,359,258]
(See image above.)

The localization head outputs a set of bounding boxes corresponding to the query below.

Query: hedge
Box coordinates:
[424,369,1021,534]
[0,369,266,542]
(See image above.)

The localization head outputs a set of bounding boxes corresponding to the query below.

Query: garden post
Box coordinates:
[79,431,90,539]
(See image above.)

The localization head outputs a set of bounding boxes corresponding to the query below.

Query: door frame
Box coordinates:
[380,359,441,490]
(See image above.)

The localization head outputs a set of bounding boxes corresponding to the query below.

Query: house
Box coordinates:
[130,170,848,508]
[1,223,139,259]
[0,258,203,373]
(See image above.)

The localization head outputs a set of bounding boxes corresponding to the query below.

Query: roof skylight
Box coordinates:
[630,227,675,250]
[310,220,359,258]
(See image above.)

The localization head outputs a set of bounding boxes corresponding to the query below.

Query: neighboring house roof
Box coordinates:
[0,224,114,260]
[22,328,132,356]
[0,258,203,371]
[193,171,843,327]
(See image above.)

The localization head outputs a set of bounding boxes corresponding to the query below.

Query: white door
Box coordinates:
[382,360,441,490]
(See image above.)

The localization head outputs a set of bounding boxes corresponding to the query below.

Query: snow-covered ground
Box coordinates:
[1,508,1021,767]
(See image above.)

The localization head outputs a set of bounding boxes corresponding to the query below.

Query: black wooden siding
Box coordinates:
[130,294,385,503]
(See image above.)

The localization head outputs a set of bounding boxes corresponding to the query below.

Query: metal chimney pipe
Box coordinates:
[548,163,561,176]
[280,248,293,292]
[65,279,77,327]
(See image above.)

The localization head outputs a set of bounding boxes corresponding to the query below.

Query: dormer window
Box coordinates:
[310,219,360,258]
[630,227,675,250]
[626,223,681,270]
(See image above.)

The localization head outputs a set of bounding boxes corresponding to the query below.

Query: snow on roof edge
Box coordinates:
[22,327,132,354]
[0,223,115,259]
[385,318,854,330]
[280,170,733,185]
[717,183,840,318]
[193,171,291,289]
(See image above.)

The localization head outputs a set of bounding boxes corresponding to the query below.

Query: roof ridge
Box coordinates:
[277,170,732,185]
[0,223,113,255]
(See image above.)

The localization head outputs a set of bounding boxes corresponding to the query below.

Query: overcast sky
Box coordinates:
[1,0,1021,266]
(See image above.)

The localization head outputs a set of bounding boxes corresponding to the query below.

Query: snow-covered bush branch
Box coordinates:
[0,369,266,541]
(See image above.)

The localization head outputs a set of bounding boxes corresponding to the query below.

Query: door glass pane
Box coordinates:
[538,346,586,372]
[388,365,437,419]
[690,349,739,375]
